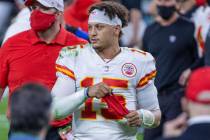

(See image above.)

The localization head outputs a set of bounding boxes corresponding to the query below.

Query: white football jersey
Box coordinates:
[192,6,210,56]
[55,44,159,140]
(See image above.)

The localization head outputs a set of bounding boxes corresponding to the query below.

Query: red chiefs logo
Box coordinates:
[121,63,137,77]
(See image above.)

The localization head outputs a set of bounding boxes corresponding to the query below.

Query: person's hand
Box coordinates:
[125,111,142,127]
[179,69,192,86]
[163,113,188,138]
[88,82,112,99]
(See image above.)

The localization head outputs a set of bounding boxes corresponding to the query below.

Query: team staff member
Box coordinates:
[142,0,202,140]
[0,0,87,140]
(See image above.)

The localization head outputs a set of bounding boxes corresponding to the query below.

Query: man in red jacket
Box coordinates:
[0,0,87,140]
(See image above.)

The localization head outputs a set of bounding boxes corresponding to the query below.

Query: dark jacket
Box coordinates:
[160,122,210,140]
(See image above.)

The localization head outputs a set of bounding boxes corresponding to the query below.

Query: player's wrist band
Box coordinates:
[84,87,90,98]
[138,109,155,128]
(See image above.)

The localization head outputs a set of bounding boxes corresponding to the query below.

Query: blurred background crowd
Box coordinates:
[0,0,210,56]
[1,0,210,140]
[0,0,167,47]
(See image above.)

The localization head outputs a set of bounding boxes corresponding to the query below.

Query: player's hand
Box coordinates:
[88,82,112,99]
[125,111,142,127]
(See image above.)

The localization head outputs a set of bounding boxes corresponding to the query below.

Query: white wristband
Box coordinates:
[137,109,155,128]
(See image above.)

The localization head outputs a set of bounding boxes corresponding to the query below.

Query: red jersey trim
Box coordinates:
[137,70,157,88]
[55,64,75,80]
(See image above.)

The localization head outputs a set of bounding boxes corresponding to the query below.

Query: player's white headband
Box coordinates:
[88,9,122,27]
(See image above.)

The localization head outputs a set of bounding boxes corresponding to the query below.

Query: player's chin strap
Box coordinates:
[137,109,155,128]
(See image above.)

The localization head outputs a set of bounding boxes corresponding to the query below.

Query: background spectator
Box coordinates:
[176,0,198,19]
[2,0,30,44]
[9,83,52,140]
[159,67,210,140]
[142,0,200,139]
[64,0,100,32]
[120,0,144,48]
[0,0,15,45]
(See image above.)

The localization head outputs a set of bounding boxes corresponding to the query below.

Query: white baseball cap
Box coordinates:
[25,0,64,12]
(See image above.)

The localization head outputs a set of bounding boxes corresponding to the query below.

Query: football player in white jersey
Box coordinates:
[52,1,161,140]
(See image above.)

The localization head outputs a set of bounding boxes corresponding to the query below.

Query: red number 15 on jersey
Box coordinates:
[80,77,128,120]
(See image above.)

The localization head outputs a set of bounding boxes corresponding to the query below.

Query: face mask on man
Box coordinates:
[30,10,56,32]
[157,5,176,20]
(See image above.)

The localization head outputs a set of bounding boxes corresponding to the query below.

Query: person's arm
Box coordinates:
[179,24,204,86]
[121,0,142,47]
[136,83,161,128]
[126,53,161,128]
[52,77,112,120]
[128,9,141,47]
[52,45,86,120]
[142,26,150,51]
[52,45,112,119]
[52,77,87,120]
[188,36,204,70]
[125,82,161,128]
[205,28,210,66]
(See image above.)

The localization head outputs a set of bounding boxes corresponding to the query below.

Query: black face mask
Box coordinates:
[157,5,176,20]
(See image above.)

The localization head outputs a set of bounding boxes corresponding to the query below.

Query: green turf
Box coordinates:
[0,97,9,140]
[137,133,144,140]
